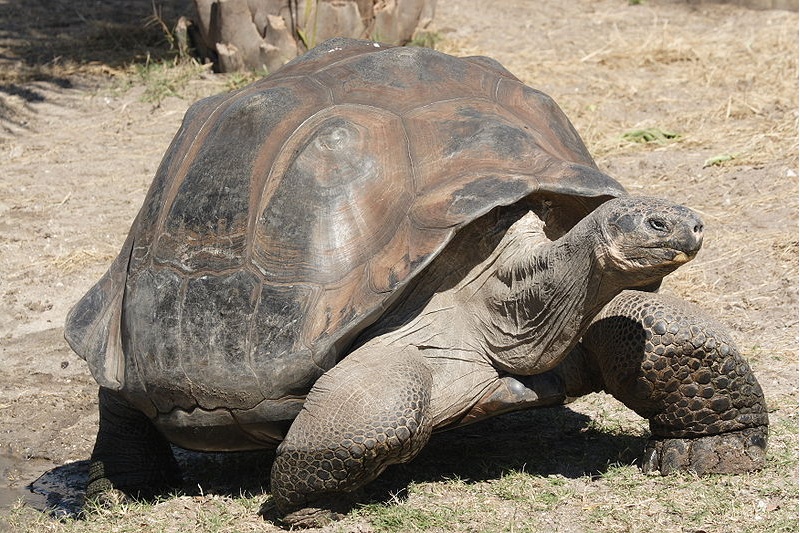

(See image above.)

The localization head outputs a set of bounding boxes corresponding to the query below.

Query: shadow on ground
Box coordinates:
[28,405,647,519]
[0,0,190,90]
[369,405,646,502]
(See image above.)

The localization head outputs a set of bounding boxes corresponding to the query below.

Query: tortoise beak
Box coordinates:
[671,250,696,264]
[672,214,704,263]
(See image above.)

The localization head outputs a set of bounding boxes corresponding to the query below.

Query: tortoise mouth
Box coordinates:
[638,248,698,270]
[670,250,695,264]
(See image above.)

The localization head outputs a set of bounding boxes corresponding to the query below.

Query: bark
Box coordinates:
[192,0,437,73]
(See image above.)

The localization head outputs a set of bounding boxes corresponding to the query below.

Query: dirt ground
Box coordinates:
[0,0,797,532]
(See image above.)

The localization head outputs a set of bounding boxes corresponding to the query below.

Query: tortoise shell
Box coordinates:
[66,38,625,446]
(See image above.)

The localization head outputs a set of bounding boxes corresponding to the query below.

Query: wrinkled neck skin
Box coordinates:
[471,212,626,376]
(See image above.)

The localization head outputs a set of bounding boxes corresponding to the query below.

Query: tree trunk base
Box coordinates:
[192,0,436,73]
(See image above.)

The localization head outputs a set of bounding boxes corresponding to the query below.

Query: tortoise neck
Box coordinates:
[477,214,616,375]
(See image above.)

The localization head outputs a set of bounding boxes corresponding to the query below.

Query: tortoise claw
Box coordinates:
[641,425,768,476]
[262,494,355,529]
[279,506,347,529]
[83,486,130,512]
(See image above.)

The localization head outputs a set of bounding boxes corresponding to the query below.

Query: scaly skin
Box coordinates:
[270,348,434,526]
[86,388,181,505]
[578,290,768,475]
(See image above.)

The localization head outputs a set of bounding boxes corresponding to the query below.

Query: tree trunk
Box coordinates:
[192,0,436,73]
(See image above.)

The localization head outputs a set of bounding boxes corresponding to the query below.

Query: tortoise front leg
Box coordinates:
[86,388,181,506]
[270,346,434,527]
[576,290,768,475]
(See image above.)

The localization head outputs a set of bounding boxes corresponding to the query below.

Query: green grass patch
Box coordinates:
[360,502,460,531]
[359,480,485,532]
[491,470,574,510]
[409,31,442,49]
[224,68,271,92]
[622,127,681,144]
[703,153,737,167]
[128,55,209,104]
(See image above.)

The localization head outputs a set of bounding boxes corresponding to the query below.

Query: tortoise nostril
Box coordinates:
[694,223,704,234]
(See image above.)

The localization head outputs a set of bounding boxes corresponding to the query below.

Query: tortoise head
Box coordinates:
[594,196,704,283]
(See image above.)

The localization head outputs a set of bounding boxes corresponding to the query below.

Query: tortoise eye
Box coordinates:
[648,218,669,232]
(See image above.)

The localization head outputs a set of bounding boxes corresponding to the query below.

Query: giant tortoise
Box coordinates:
[65,38,768,526]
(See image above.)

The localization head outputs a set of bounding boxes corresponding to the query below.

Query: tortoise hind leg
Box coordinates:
[574,290,768,475]
[86,387,182,506]
[270,346,433,527]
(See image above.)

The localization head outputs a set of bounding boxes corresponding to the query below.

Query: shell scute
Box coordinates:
[316,45,498,114]
[272,37,385,79]
[124,267,265,412]
[367,220,417,294]
[153,85,309,272]
[181,270,260,369]
[402,98,558,229]
[250,282,322,399]
[252,105,413,285]
[304,264,385,369]
[123,267,189,412]
[495,79,595,166]
[128,93,229,272]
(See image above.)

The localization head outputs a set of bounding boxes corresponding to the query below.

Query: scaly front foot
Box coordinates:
[642,425,767,475]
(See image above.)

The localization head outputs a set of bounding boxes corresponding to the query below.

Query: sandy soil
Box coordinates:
[0,0,797,530]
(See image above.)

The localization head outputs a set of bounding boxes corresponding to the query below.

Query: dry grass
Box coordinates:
[539,11,794,164]
[39,250,117,275]
[0,0,189,85]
